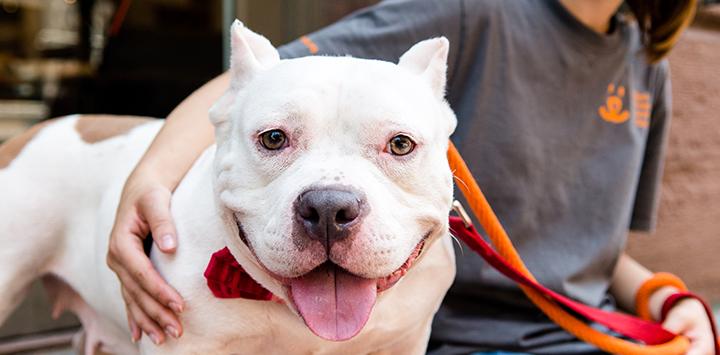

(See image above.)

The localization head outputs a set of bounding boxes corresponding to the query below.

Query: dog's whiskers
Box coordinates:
[452,173,470,192]
[447,227,464,255]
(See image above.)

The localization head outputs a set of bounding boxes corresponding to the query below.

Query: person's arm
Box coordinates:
[106,72,228,344]
[609,253,674,318]
[610,61,713,354]
[135,72,228,190]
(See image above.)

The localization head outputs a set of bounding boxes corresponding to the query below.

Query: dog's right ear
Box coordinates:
[229,20,280,88]
[210,20,280,128]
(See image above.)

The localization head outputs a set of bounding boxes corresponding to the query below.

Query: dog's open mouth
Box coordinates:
[234,215,428,341]
[287,238,426,342]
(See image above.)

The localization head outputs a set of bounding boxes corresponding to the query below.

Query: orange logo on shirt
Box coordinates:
[599,84,630,124]
[634,91,652,128]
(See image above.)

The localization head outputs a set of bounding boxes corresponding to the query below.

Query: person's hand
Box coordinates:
[106,176,185,345]
[662,298,716,355]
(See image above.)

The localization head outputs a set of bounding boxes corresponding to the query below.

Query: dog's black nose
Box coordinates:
[295,188,365,247]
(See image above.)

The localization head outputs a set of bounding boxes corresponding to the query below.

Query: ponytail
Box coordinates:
[625,0,697,63]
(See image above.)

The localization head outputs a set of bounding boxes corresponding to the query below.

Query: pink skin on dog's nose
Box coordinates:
[289,264,377,341]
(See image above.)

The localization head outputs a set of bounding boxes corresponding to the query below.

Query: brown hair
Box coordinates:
[625,0,698,63]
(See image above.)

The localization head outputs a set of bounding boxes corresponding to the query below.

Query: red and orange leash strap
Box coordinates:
[446,141,713,355]
[449,216,677,344]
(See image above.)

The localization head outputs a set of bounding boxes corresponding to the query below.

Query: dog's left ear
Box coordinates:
[398,37,449,99]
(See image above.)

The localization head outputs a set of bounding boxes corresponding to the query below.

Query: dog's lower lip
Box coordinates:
[375,236,427,292]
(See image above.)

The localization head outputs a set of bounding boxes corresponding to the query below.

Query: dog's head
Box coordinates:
[210,21,457,341]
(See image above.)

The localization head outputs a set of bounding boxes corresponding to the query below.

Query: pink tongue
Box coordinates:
[289,264,377,341]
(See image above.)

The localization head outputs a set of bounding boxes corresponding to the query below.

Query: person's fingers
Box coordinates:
[662,302,715,355]
[686,345,714,355]
[119,270,182,339]
[685,335,714,355]
[107,216,143,273]
[662,312,692,335]
[106,185,186,342]
[688,323,715,355]
[682,331,713,355]
[123,289,165,345]
[127,308,141,343]
[139,189,178,253]
[110,227,185,313]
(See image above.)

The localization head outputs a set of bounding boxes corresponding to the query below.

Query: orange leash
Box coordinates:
[447,141,691,355]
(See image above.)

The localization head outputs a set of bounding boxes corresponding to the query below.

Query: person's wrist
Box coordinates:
[634,272,688,321]
[648,286,681,321]
[128,162,179,193]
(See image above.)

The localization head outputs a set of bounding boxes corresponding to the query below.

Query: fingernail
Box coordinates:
[165,325,180,338]
[169,301,183,313]
[130,329,140,343]
[150,333,161,345]
[161,234,176,250]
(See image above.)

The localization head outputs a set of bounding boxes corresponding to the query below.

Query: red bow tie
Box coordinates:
[203,247,279,302]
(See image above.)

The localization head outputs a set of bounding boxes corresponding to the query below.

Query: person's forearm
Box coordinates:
[133,72,230,190]
[610,253,677,320]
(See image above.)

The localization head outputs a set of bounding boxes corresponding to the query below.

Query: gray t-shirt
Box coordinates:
[279,1,671,354]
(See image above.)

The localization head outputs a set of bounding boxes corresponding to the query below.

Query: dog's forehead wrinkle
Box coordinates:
[335,89,441,143]
[241,105,307,135]
[237,85,333,135]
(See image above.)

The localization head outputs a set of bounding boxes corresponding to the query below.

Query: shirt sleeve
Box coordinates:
[277,0,464,85]
[629,61,672,232]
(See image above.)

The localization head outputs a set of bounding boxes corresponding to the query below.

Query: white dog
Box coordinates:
[0,21,457,354]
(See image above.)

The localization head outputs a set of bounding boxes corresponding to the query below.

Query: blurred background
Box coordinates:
[0,0,718,353]
[0,0,379,141]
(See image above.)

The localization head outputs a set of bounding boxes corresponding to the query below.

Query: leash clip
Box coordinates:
[452,200,473,228]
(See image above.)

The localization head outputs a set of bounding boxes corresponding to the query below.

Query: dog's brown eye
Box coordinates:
[260,130,287,150]
[388,135,415,156]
